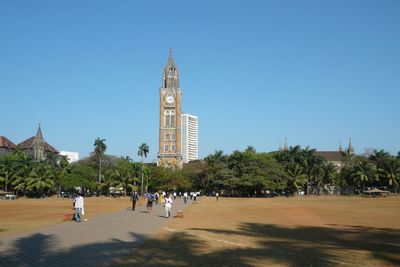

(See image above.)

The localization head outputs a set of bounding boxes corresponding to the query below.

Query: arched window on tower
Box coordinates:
[171,110,176,127]
[165,110,171,128]
[171,142,176,152]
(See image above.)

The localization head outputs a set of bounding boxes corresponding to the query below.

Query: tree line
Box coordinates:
[1,140,399,198]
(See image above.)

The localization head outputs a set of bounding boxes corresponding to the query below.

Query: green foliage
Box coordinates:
[64,163,96,191]
[149,166,190,191]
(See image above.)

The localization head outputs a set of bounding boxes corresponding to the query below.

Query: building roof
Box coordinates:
[18,137,59,153]
[315,151,346,162]
[0,136,16,149]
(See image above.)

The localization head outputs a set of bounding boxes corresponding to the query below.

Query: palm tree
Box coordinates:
[323,162,338,185]
[369,149,391,169]
[137,143,149,196]
[26,163,55,197]
[131,162,142,186]
[0,158,17,192]
[144,167,153,192]
[352,161,374,193]
[56,156,69,196]
[381,159,400,192]
[113,167,134,197]
[287,163,307,193]
[94,138,107,184]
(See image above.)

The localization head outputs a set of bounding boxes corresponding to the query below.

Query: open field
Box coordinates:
[1,196,399,266]
[118,196,400,266]
[0,196,143,236]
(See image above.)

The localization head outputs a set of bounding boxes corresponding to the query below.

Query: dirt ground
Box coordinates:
[118,196,400,267]
[0,196,142,236]
[1,196,399,266]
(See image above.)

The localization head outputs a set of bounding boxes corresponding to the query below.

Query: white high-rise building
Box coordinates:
[181,113,198,163]
[59,151,79,163]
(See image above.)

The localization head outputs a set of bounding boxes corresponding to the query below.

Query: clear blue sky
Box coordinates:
[1,0,399,162]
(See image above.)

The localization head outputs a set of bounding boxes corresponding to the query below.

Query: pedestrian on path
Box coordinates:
[165,193,173,218]
[216,192,219,201]
[183,192,188,204]
[74,192,84,222]
[159,193,165,205]
[131,191,139,211]
[146,192,155,213]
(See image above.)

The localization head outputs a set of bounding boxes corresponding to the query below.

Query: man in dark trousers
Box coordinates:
[131,191,139,211]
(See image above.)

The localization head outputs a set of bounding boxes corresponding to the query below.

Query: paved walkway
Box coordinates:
[0,198,191,267]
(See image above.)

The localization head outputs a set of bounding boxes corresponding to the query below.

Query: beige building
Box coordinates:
[157,50,183,169]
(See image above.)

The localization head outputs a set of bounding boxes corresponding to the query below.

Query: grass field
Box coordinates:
[118,196,400,266]
[1,196,399,266]
[0,196,140,236]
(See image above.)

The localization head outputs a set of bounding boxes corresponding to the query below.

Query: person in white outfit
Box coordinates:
[165,194,173,218]
[74,192,84,222]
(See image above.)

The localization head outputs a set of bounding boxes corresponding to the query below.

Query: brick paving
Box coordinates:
[0,198,190,267]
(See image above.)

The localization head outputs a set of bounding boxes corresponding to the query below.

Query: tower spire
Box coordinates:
[283,137,288,151]
[35,123,44,142]
[347,137,355,155]
[162,49,179,89]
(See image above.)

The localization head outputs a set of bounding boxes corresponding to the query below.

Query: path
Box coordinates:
[0,198,190,267]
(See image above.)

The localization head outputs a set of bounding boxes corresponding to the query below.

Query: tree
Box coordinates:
[137,143,149,196]
[368,149,391,169]
[381,159,400,192]
[26,163,55,197]
[0,157,17,192]
[94,138,107,184]
[55,156,69,195]
[131,162,142,186]
[144,167,153,193]
[352,161,374,193]
[64,163,96,192]
[287,163,307,193]
[113,159,135,196]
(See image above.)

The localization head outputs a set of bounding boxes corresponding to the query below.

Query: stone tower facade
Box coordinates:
[32,124,46,161]
[157,50,183,169]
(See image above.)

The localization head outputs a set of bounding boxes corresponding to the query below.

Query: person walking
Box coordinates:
[183,192,188,204]
[131,191,139,211]
[165,193,173,218]
[74,192,84,222]
[146,192,155,213]
[216,192,219,201]
[159,193,165,205]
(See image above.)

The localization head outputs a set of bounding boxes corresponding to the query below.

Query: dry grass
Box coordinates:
[1,196,399,266]
[0,196,143,236]
[117,196,400,266]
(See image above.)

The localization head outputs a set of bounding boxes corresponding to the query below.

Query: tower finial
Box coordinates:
[347,137,355,155]
[339,141,343,152]
[169,48,173,58]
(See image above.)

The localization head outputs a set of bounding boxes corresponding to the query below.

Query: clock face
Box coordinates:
[166,95,175,104]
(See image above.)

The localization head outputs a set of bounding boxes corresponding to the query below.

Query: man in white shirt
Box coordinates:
[74,192,84,222]
[165,194,173,218]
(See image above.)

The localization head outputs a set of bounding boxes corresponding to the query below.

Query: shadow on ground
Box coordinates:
[0,232,147,267]
[117,223,400,266]
[1,223,399,266]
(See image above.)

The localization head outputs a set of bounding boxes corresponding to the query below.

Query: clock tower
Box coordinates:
[158,50,183,169]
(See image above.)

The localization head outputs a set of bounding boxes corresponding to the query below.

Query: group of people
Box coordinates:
[130,190,197,218]
[71,190,200,223]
